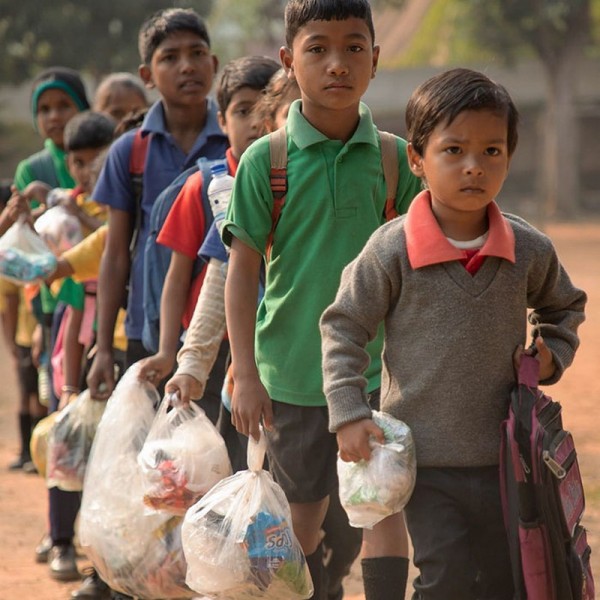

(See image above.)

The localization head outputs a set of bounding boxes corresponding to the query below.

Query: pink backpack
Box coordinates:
[500,353,594,600]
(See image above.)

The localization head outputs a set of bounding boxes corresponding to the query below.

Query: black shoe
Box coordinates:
[35,533,52,563]
[8,454,31,470]
[71,568,111,600]
[48,544,79,581]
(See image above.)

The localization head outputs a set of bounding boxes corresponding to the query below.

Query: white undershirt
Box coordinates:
[447,231,489,250]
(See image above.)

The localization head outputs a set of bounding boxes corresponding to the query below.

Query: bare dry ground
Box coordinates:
[0,222,598,600]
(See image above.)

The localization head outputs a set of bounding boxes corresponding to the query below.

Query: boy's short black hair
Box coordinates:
[216,56,280,115]
[138,8,210,66]
[284,0,375,47]
[406,68,519,157]
[64,111,116,152]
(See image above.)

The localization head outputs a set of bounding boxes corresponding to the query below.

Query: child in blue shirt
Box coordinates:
[86,8,228,399]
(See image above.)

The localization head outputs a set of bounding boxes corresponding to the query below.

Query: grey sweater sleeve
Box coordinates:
[517,222,587,384]
[320,232,396,431]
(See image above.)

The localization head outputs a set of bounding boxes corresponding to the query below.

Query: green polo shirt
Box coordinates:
[222,100,421,407]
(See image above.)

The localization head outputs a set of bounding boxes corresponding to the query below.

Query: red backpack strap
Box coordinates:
[378,130,400,221]
[266,126,288,262]
[128,128,151,255]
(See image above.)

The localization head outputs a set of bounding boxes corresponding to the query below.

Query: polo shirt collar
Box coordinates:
[287,100,379,150]
[405,190,516,269]
[140,97,224,141]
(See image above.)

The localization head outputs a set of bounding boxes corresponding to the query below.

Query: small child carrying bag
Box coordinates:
[500,353,594,600]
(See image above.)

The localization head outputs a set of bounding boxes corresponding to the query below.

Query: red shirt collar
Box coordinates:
[226,147,239,176]
[405,190,515,269]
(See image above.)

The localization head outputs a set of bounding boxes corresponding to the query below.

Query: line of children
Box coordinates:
[319,68,587,599]
[221,2,422,599]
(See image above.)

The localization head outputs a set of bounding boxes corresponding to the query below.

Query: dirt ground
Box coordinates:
[0,221,598,600]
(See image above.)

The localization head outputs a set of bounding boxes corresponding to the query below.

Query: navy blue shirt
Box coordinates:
[92,99,228,340]
[199,221,228,263]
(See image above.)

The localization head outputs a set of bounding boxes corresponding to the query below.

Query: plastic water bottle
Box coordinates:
[207,162,234,227]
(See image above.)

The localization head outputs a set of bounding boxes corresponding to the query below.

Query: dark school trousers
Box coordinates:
[404,466,514,600]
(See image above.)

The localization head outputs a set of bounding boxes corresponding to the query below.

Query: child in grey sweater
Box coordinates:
[320,68,587,600]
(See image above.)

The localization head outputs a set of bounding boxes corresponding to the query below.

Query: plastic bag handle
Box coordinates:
[247,427,267,473]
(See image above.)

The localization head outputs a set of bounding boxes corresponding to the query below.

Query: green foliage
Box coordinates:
[381,0,600,68]
[388,0,501,68]
[0,1,213,83]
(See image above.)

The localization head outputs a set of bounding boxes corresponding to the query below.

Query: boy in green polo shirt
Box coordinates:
[221,1,421,598]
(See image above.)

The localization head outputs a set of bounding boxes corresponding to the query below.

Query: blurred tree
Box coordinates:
[0,1,213,83]
[468,0,593,217]
[207,0,285,63]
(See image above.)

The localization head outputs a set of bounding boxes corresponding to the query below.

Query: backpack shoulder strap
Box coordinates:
[198,157,215,236]
[378,130,399,221]
[266,127,288,262]
[128,128,151,255]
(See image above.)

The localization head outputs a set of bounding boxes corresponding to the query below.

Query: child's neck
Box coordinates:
[163,99,208,154]
[301,102,360,143]
[437,213,489,241]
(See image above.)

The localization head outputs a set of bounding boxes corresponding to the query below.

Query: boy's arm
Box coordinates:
[225,237,272,441]
[166,257,227,403]
[59,307,84,410]
[86,207,131,399]
[526,234,587,384]
[321,235,395,458]
[138,251,194,383]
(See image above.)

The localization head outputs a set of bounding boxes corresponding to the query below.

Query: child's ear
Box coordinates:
[217,111,227,134]
[139,64,154,89]
[407,143,424,177]
[279,46,295,80]
[371,45,380,79]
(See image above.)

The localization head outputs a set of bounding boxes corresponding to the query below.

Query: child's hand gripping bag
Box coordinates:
[0,216,57,284]
[79,362,194,599]
[138,392,232,515]
[182,430,314,599]
[337,410,417,529]
[34,204,83,256]
[46,389,106,492]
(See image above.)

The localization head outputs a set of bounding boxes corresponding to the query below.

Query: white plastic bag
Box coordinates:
[79,363,194,599]
[138,392,232,515]
[0,216,56,284]
[337,410,416,529]
[34,204,83,256]
[182,430,313,599]
[46,389,106,491]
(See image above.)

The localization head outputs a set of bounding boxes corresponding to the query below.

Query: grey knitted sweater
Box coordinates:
[320,213,586,467]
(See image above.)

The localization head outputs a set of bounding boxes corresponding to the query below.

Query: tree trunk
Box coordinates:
[540,53,581,219]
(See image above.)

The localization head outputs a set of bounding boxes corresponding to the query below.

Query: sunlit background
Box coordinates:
[1,0,599,221]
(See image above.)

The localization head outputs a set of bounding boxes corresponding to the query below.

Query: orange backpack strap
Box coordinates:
[378,130,400,221]
[266,126,288,262]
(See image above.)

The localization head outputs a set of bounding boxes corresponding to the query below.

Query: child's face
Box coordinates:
[95,86,147,122]
[36,89,80,147]
[139,30,217,111]
[66,147,106,195]
[408,109,510,235]
[280,17,379,124]
[218,87,263,160]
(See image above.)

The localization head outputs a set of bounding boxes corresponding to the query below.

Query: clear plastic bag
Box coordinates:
[30,412,59,478]
[34,204,83,256]
[79,363,194,599]
[182,430,313,599]
[337,410,416,529]
[0,216,56,284]
[138,393,232,516]
[46,389,106,491]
